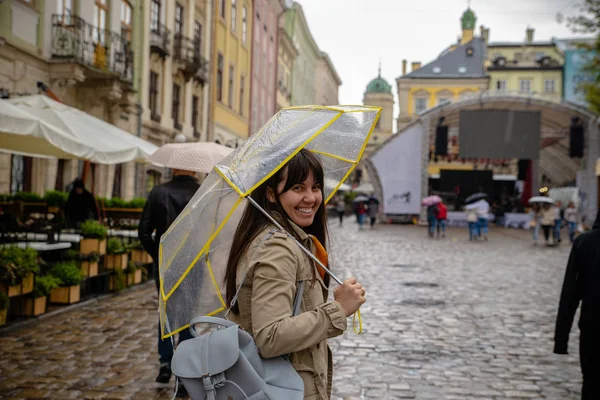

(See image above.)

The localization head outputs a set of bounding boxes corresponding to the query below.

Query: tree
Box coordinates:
[569,0,600,113]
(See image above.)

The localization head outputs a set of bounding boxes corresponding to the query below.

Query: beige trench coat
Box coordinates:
[227,220,347,399]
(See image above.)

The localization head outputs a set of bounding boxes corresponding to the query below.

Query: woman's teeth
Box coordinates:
[297,208,313,214]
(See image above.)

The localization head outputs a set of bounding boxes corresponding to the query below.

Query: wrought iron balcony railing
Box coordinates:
[51,14,133,83]
[173,35,208,83]
[150,22,170,57]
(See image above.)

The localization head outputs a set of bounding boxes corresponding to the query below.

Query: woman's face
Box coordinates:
[275,170,323,227]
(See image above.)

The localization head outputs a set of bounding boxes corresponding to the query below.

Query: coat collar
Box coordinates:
[271,212,309,242]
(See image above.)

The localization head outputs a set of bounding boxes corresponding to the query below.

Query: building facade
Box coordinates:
[284,2,320,106]
[315,52,341,105]
[208,0,253,147]
[0,0,140,199]
[138,0,211,196]
[249,0,282,135]
[487,28,564,102]
[276,24,297,110]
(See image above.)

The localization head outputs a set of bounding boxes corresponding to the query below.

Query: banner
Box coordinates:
[370,122,423,215]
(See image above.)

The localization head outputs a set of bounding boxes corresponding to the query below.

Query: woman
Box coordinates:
[436,201,447,238]
[224,149,366,399]
[541,203,555,245]
[564,202,578,243]
[530,204,542,245]
[368,199,378,228]
[466,207,479,241]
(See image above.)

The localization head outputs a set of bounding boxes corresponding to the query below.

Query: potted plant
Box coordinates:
[0,292,8,326]
[43,191,68,213]
[125,261,143,286]
[81,252,100,278]
[109,267,126,292]
[0,247,39,297]
[48,262,82,304]
[128,240,152,264]
[105,238,128,269]
[23,275,61,316]
[13,191,43,203]
[80,220,108,255]
[126,198,146,209]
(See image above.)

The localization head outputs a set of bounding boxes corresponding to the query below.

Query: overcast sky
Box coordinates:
[297,0,589,128]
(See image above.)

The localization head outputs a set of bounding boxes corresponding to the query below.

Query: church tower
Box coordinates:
[460,7,477,44]
[363,65,394,151]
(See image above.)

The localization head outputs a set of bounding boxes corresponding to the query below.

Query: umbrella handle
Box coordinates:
[247,196,343,285]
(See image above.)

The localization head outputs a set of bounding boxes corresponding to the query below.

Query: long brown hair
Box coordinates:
[224,149,329,314]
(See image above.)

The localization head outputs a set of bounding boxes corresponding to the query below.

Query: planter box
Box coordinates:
[130,249,153,264]
[23,296,47,316]
[80,238,107,255]
[20,273,34,295]
[0,282,21,297]
[49,285,80,304]
[105,253,128,270]
[0,309,6,326]
[126,269,142,286]
[81,261,99,277]
[48,206,60,213]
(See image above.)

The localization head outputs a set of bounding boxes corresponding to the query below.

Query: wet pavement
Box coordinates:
[0,221,581,399]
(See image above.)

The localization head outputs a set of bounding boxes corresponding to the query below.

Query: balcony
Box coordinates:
[173,35,208,84]
[51,14,133,83]
[150,23,170,58]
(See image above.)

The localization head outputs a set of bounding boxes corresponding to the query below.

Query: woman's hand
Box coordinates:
[333,277,366,317]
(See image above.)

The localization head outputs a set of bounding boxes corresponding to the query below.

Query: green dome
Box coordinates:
[461,8,476,30]
[366,76,392,94]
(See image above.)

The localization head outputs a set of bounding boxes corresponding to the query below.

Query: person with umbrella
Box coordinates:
[436,200,447,238]
[368,196,379,228]
[224,149,366,399]
[554,210,600,399]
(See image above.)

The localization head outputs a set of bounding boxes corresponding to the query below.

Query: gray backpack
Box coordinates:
[171,230,305,400]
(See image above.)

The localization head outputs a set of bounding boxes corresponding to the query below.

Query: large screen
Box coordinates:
[458,110,541,159]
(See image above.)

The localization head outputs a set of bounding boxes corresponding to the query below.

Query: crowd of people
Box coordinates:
[530,201,580,246]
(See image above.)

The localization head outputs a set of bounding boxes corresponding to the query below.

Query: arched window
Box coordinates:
[121,1,133,43]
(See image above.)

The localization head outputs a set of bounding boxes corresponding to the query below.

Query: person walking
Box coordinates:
[427,204,439,238]
[436,201,448,238]
[466,207,479,241]
[357,201,367,230]
[564,202,579,244]
[224,149,366,399]
[476,199,490,241]
[138,168,200,395]
[64,178,99,228]
[540,203,555,246]
[530,204,542,245]
[336,196,345,225]
[368,199,378,228]
[554,210,600,399]
[553,201,563,244]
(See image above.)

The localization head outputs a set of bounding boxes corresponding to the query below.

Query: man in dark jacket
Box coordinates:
[554,210,600,399]
[65,179,98,228]
[138,169,199,390]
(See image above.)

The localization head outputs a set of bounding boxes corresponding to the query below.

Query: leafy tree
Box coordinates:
[569,0,600,113]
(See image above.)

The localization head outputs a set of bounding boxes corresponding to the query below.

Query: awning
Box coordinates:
[0,95,158,164]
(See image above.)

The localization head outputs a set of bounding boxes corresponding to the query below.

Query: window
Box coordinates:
[192,95,200,137]
[519,79,531,93]
[175,4,184,36]
[10,155,32,194]
[228,65,235,108]
[149,71,160,120]
[220,0,226,19]
[239,75,245,115]
[112,164,123,198]
[151,0,161,32]
[121,1,133,43]
[194,21,202,60]
[496,80,507,92]
[231,0,237,33]
[172,84,181,129]
[57,0,73,24]
[242,6,247,44]
[93,0,108,44]
[415,98,428,113]
[544,79,556,94]
[217,53,224,102]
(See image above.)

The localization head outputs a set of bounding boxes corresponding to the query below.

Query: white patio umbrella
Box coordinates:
[149,142,234,173]
[325,177,351,191]
[353,182,374,194]
[0,95,158,163]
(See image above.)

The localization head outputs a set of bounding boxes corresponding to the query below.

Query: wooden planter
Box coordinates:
[0,309,6,326]
[49,285,80,304]
[22,297,47,317]
[20,274,34,295]
[48,206,60,214]
[81,261,99,277]
[0,281,21,297]
[105,253,128,270]
[126,269,142,286]
[80,238,107,255]
[130,249,152,264]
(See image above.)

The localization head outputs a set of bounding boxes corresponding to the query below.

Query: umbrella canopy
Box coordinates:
[465,192,488,205]
[149,142,234,173]
[353,195,370,203]
[159,105,381,338]
[422,195,442,206]
[529,196,555,205]
[0,95,157,163]
[353,182,374,194]
[325,177,350,191]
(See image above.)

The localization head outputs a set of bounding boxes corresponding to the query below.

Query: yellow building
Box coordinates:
[209,0,253,147]
[276,25,298,110]
[487,27,563,102]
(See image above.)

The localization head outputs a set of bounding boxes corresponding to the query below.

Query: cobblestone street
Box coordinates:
[0,222,582,400]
